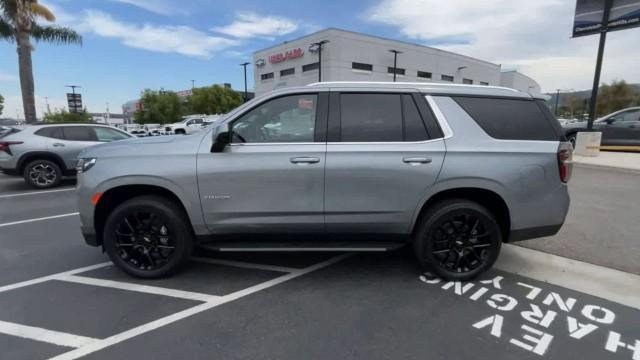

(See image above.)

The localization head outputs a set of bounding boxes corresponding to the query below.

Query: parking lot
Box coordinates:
[1,167,640,360]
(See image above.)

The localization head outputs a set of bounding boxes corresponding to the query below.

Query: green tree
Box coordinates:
[596,80,638,116]
[561,93,585,118]
[134,89,184,125]
[0,0,82,123]
[0,93,4,115]
[43,108,92,122]
[184,85,243,115]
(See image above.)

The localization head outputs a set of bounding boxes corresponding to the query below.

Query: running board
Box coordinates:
[198,241,406,252]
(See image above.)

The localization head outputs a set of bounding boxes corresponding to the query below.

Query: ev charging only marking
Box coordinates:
[420,273,640,359]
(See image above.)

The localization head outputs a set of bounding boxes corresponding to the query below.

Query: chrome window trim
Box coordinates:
[229,142,322,146]
[425,95,454,139]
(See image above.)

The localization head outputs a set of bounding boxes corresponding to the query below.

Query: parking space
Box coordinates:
[1,172,640,360]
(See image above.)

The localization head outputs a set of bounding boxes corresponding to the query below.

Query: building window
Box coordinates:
[417,71,432,79]
[388,67,406,75]
[352,62,373,71]
[480,81,489,86]
[261,72,274,81]
[463,78,473,85]
[302,62,319,72]
[441,75,454,82]
[280,68,295,77]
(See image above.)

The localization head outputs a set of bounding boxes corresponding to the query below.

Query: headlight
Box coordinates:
[76,158,97,173]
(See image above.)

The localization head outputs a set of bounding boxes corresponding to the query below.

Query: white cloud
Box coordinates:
[79,10,238,58]
[212,12,298,39]
[366,0,640,92]
[107,0,184,16]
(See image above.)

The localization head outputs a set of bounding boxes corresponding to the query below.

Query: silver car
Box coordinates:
[76,82,571,280]
[0,123,132,188]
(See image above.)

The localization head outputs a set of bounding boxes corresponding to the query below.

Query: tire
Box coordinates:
[23,159,62,189]
[103,195,194,278]
[413,199,502,281]
[174,129,186,135]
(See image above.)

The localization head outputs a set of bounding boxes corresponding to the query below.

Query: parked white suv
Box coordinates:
[164,116,206,135]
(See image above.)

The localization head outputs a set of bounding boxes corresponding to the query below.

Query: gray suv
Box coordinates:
[77,82,571,281]
[0,123,132,188]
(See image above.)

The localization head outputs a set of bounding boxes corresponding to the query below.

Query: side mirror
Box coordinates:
[605,118,615,125]
[211,130,231,153]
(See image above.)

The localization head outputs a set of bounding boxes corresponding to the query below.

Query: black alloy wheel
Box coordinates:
[414,199,501,281]
[103,196,193,278]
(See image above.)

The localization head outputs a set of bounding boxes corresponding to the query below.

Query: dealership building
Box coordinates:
[253,28,541,97]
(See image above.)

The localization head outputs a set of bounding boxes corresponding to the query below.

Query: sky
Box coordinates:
[1,0,639,118]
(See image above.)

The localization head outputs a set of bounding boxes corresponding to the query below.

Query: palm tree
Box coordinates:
[0,0,81,123]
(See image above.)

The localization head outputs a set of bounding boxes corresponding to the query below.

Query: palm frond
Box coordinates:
[30,2,54,22]
[31,24,81,45]
[0,16,14,41]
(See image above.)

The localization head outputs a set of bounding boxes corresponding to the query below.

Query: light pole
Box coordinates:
[310,40,329,82]
[554,89,561,116]
[191,80,195,89]
[389,49,402,82]
[240,62,250,102]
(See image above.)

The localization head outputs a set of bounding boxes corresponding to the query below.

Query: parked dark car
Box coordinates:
[563,107,640,147]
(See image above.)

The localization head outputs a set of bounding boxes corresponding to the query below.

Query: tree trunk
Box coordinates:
[16,30,37,124]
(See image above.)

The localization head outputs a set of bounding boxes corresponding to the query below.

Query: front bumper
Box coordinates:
[81,226,100,246]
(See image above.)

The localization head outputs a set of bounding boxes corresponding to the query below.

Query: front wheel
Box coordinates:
[414,199,502,281]
[103,195,194,278]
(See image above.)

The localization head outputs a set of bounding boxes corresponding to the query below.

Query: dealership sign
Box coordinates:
[269,48,304,63]
[573,0,640,37]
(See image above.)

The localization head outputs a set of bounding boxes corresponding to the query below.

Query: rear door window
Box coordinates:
[35,126,65,139]
[453,97,559,141]
[63,126,98,141]
[339,93,403,142]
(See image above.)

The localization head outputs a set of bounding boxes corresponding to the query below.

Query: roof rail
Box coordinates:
[306,81,520,93]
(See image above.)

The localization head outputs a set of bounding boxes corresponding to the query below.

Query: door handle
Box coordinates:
[402,157,432,165]
[52,143,65,147]
[290,157,320,164]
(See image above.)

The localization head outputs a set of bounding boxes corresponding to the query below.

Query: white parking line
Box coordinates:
[496,244,640,310]
[191,257,299,273]
[0,262,111,294]
[0,320,98,349]
[56,274,221,303]
[0,188,75,199]
[0,212,79,228]
[49,254,351,360]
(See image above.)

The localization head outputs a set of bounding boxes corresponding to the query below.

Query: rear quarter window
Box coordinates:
[453,97,560,141]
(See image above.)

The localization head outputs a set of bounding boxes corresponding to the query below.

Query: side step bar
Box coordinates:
[199,241,406,252]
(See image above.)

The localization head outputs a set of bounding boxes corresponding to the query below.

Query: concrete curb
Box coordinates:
[496,244,640,310]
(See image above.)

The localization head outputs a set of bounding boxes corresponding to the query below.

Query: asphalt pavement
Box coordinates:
[1,168,639,360]
[519,164,640,275]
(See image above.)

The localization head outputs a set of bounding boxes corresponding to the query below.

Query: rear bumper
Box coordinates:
[508,224,563,242]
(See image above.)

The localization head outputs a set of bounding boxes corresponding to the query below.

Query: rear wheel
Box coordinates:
[174,129,186,135]
[103,196,193,278]
[23,159,62,188]
[414,199,501,281]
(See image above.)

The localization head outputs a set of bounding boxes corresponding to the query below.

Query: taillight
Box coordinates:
[0,141,23,155]
[557,142,572,183]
